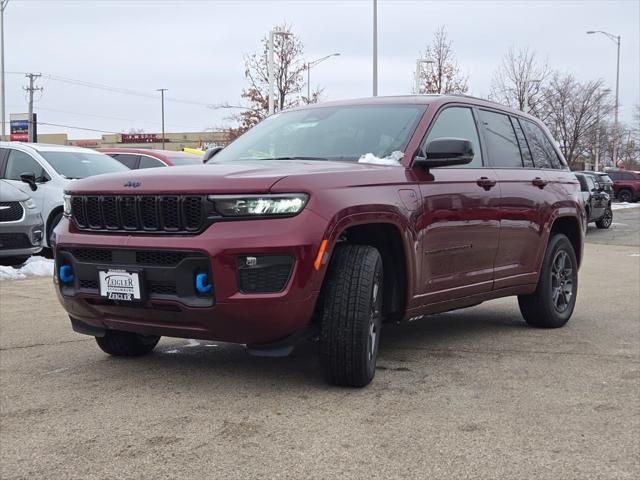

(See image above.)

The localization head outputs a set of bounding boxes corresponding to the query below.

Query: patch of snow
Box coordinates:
[612,202,640,211]
[0,256,54,281]
[358,150,404,166]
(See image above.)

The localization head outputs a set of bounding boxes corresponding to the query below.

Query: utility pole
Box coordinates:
[24,73,42,143]
[587,30,621,165]
[372,0,378,96]
[157,88,167,149]
[1,0,10,141]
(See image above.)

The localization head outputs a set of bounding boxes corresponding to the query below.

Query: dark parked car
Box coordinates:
[606,169,640,202]
[574,173,612,229]
[97,148,202,169]
[54,95,584,387]
[576,171,614,196]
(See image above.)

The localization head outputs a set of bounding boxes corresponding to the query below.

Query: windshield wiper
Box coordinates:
[265,156,329,161]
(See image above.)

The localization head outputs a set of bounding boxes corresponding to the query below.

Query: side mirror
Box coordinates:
[20,172,38,191]
[203,146,224,164]
[413,138,474,169]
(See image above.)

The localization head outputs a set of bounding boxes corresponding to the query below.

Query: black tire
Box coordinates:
[595,207,613,229]
[1,255,30,266]
[95,330,160,356]
[47,211,63,248]
[319,244,383,387]
[618,189,633,203]
[518,233,578,328]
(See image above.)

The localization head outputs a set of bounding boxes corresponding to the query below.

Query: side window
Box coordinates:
[585,176,596,191]
[478,110,523,168]
[111,154,139,169]
[512,118,534,168]
[4,149,47,181]
[520,119,562,169]
[607,171,620,181]
[424,107,483,167]
[138,156,165,169]
[575,175,588,192]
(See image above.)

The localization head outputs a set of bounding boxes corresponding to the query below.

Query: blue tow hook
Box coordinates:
[195,272,212,294]
[59,265,74,284]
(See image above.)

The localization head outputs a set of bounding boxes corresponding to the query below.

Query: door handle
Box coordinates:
[532,177,548,189]
[476,177,496,190]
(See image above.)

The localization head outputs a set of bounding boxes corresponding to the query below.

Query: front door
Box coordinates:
[416,106,500,303]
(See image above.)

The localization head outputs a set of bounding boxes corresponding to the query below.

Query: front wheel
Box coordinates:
[518,233,578,328]
[95,330,160,356]
[595,207,613,229]
[319,244,383,388]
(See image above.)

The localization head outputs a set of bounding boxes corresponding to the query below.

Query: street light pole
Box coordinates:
[306,53,340,100]
[0,0,9,141]
[414,59,434,94]
[587,30,621,165]
[157,88,167,149]
[594,88,611,171]
[372,0,378,96]
[268,30,290,115]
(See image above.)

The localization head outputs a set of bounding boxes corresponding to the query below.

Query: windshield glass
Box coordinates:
[213,105,426,163]
[39,151,129,179]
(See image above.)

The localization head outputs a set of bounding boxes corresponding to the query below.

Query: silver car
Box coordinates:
[0,142,129,248]
[0,180,44,261]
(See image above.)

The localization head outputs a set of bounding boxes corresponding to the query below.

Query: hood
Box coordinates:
[65,160,409,195]
[0,180,30,202]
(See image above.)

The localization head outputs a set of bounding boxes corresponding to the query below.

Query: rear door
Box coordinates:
[478,111,558,289]
[416,105,500,302]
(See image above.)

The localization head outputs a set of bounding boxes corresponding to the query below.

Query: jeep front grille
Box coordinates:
[70,195,207,234]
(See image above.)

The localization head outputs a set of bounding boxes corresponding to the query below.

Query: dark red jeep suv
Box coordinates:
[54,95,584,387]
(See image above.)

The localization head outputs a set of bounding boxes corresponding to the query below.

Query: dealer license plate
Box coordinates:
[99,269,142,301]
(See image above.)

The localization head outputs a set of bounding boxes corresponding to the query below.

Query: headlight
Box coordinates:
[24,198,37,209]
[209,194,308,217]
[63,194,72,217]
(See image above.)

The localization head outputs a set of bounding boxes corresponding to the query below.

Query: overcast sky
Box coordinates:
[3,0,639,139]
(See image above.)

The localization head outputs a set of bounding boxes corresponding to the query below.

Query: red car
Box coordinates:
[97,148,202,169]
[54,95,584,387]
[605,169,640,202]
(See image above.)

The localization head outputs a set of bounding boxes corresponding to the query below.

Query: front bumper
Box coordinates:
[54,209,329,345]
[0,209,44,258]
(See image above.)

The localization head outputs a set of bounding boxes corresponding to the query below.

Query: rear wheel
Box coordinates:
[319,244,383,388]
[518,234,578,328]
[618,189,633,203]
[595,207,612,229]
[95,330,160,356]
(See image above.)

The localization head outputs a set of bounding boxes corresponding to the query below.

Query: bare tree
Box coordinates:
[489,47,550,116]
[414,26,468,95]
[228,23,307,139]
[541,73,612,168]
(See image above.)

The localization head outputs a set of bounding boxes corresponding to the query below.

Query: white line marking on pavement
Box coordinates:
[185,339,200,347]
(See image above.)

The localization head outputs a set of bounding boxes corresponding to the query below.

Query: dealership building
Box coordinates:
[3,129,229,152]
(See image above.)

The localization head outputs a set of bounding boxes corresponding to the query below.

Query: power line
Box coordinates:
[37,122,121,134]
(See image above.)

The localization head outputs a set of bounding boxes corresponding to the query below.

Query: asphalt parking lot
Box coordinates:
[1,208,639,479]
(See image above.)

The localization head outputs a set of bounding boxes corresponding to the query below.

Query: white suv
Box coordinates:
[0,142,129,248]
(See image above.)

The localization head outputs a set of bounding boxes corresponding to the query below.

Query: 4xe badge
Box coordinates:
[123,180,141,188]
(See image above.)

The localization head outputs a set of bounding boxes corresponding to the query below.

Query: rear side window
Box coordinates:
[110,154,139,169]
[607,171,621,180]
[424,106,483,167]
[511,118,534,168]
[138,156,165,169]
[520,119,562,169]
[3,149,47,181]
[478,110,522,168]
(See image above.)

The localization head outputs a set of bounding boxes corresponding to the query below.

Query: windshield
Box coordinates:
[213,105,426,163]
[39,151,129,179]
